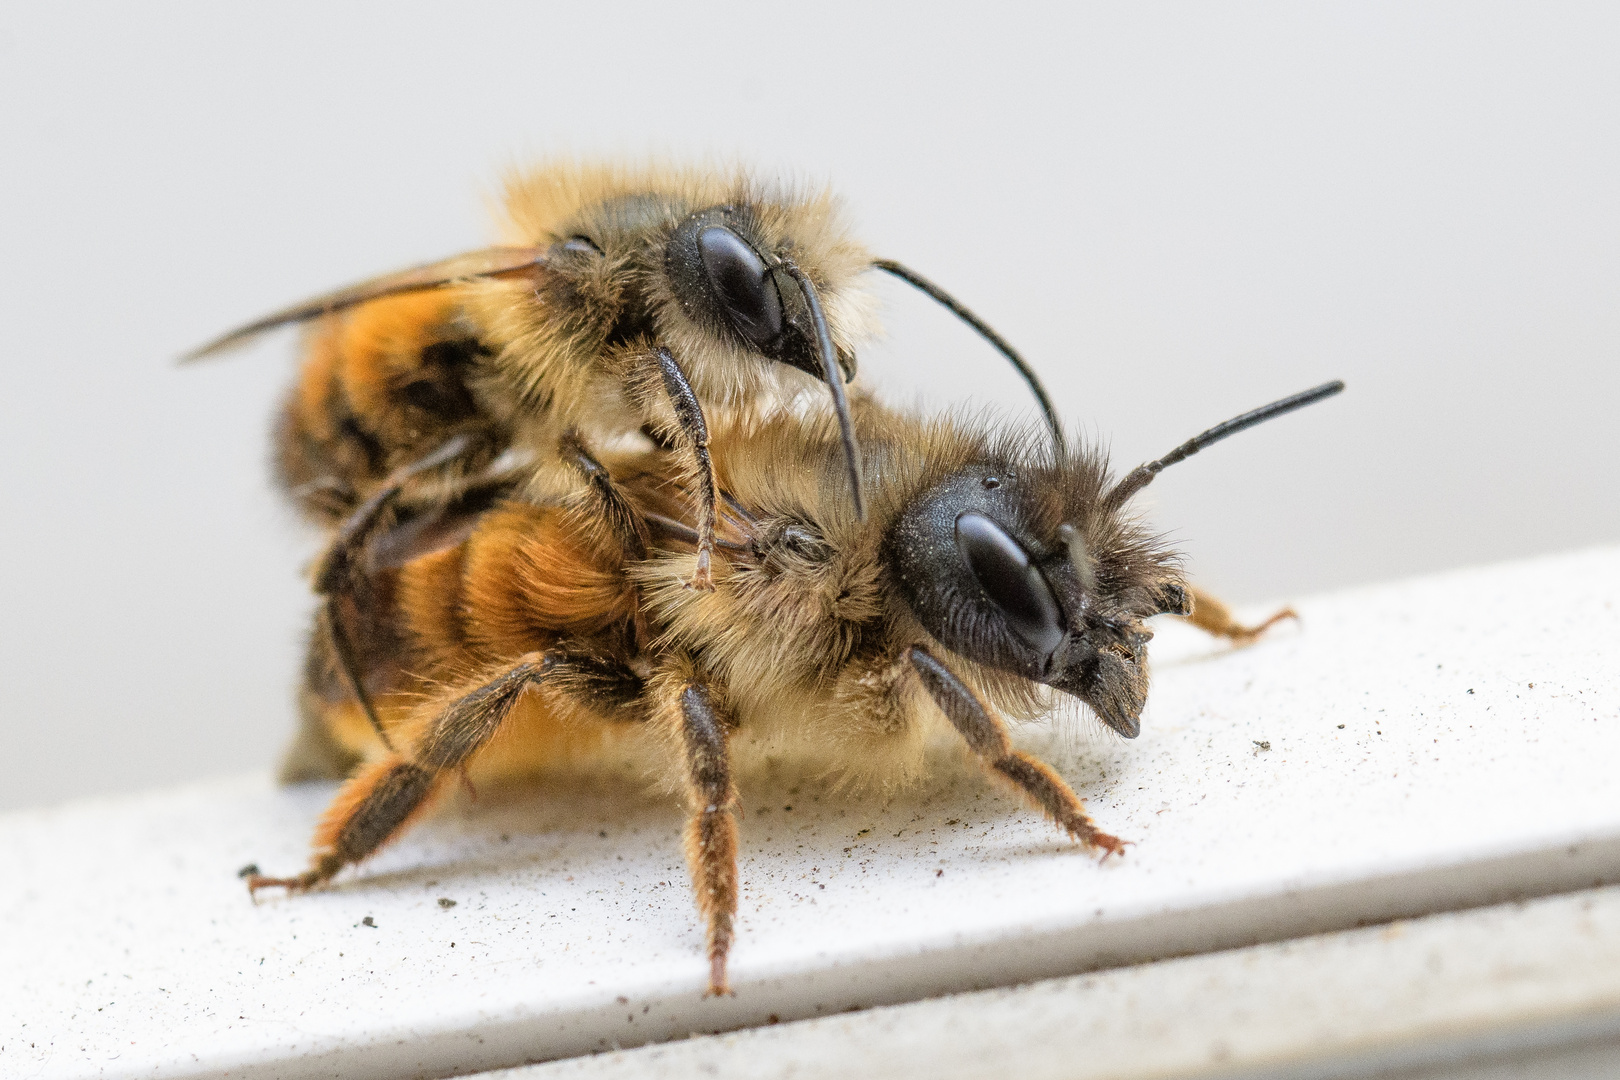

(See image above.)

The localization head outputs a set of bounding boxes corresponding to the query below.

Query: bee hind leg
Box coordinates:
[905,645,1127,859]
[248,652,557,897]
[1180,585,1297,645]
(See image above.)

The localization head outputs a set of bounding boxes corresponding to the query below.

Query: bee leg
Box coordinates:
[657,674,739,996]
[1180,585,1297,645]
[559,429,649,561]
[247,652,556,896]
[904,646,1127,859]
[654,347,718,591]
[313,432,482,749]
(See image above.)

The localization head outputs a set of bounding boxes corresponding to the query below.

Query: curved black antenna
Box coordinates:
[1106,380,1345,510]
[779,260,866,520]
[871,259,1064,456]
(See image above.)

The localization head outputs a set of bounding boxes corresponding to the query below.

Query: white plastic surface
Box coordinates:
[503,884,1620,1080]
[3,546,1618,1079]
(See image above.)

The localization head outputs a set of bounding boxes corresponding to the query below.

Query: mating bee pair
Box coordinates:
[199,162,1341,995]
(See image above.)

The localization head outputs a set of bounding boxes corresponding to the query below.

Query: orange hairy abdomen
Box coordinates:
[393,502,635,666]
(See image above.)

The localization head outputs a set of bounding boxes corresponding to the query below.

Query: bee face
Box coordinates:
[888,461,1188,738]
[664,206,856,383]
[534,193,861,389]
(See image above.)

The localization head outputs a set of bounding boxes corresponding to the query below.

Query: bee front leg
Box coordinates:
[904,646,1127,859]
[1180,584,1296,645]
[654,347,718,592]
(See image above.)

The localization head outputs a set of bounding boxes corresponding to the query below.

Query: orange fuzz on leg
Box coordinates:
[671,681,739,996]
[247,753,442,895]
[905,646,1126,859]
[248,654,555,898]
[1183,585,1298,644]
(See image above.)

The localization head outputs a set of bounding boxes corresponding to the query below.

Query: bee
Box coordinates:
[246,380,1344,995]
[190,161,1060,569]
[191,162,1062,767]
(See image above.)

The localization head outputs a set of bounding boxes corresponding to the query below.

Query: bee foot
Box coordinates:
[704,956,733,997]
[1231,606,1298,643]
[685,551,715,592]
[245,871,322,896]
[1093,835,1132,863]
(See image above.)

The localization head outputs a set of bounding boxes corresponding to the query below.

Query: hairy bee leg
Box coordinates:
[664,680,739,996]
[1182,585,1297,644]
[247,653,556,896]
[904,646,1127,858]
[655,348,718,592]
[559,429,650,561]
[315,432,480,592]
[318,598,392,750]
[310,432,483,747]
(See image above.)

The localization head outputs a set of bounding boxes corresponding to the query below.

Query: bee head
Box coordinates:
[887,455,1185,739]
[887,379,1345,738]
[662,206,858,385]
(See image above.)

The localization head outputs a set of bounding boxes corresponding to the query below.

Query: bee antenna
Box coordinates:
[777,261,867,520]
[1105,380,1345,511]
[871,259,1064,457]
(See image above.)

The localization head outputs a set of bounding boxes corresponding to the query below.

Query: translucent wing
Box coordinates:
[182,246,550,361]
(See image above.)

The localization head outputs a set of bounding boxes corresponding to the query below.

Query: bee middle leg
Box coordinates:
[1181,585,1297,644]
[904,646,1127,858]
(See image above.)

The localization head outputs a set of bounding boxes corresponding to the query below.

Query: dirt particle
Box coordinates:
[236,864,259,879]
[437,898,457,910]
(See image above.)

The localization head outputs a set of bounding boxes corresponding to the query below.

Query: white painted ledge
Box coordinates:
[3,546,1617,1079]
[501,883,1620,1080]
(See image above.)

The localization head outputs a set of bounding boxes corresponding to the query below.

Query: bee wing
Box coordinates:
[181,245,551,361]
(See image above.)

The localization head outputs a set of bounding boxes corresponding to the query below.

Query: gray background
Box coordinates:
[2,3,1615,812]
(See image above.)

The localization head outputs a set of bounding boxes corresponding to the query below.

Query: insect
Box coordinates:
[191,162,1061,765]
[246,380,1344,995]
[190,161,1059,569]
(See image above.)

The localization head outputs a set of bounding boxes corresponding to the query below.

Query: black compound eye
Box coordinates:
[698,225,783,348]
[955,512,1066,658]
